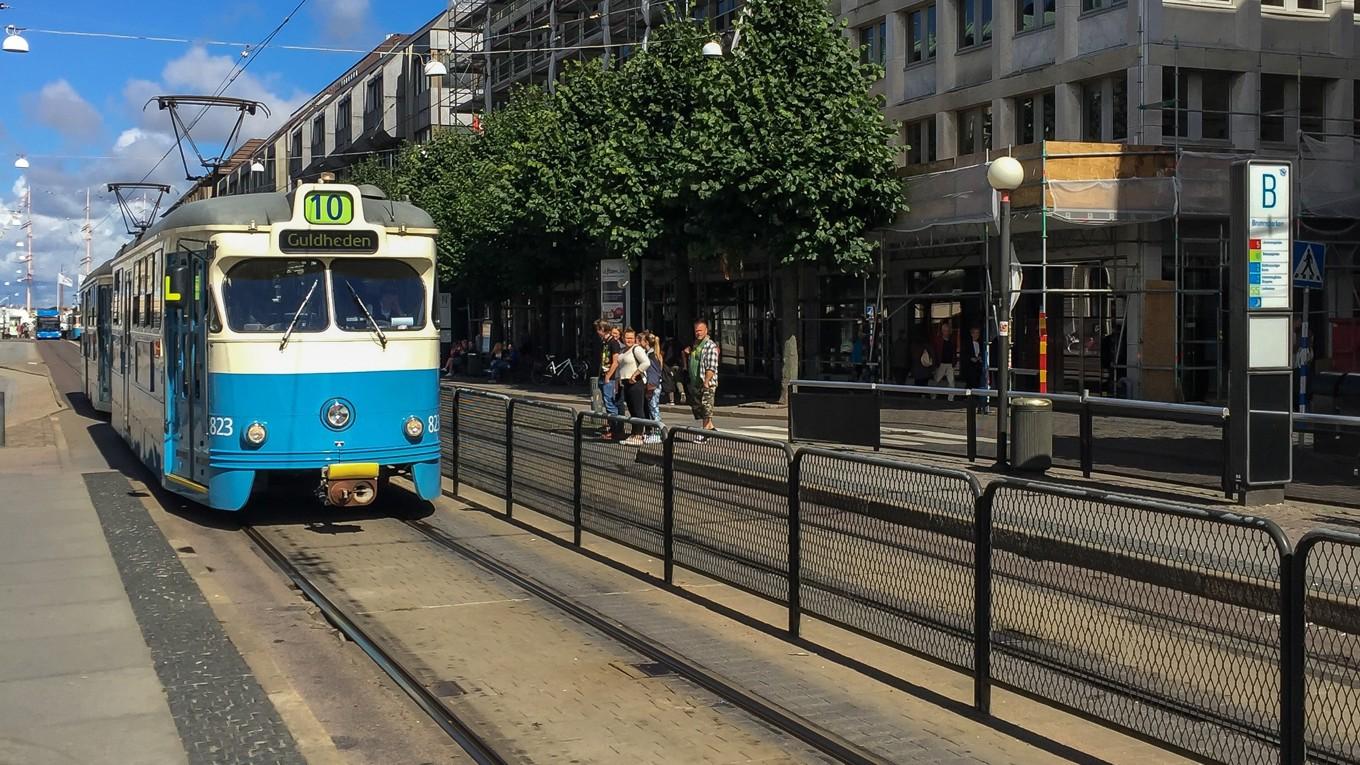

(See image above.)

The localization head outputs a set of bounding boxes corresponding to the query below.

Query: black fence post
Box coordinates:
[1221,415,1234,499]
[788,451,802,638]
[966,394,978,462]
[973,485,995,715]
[1080,393,1094,478]
[504,399,515,518]
[1281,547,1307,765]
[450,389,460,495]
[663,430,676,584]
[572,413,583,547]
[873,387,882,452]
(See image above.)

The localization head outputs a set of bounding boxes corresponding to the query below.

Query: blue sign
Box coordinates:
[1293,240,1325,290]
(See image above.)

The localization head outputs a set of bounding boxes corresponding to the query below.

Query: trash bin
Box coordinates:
[1010,397,1053,473]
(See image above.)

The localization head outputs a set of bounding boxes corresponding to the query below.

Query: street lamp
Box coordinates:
[424,56,448,78]
[14,155,28,169]
[986,155,1024,469]
[701,40,724,58]
[250,159,265,173]
[2,25,28,53]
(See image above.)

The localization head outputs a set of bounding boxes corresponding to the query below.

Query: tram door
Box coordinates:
[96,284,112,405]
[164,250,208,486]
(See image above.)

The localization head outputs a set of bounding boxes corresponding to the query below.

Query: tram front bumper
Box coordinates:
[319,462,380,507]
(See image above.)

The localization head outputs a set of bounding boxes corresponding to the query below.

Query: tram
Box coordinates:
[82,182,442,511]
[34,308,62,340]
[79,261,114,412]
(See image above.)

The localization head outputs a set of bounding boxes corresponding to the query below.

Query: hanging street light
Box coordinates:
[14,155,29,169]
[250,159,265,173]
[701,40,724,58]
[3,25,28,53]
[424,56,448,78]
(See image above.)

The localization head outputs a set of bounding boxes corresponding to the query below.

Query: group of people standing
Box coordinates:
[592,318,719,445]
[903,323,990,400]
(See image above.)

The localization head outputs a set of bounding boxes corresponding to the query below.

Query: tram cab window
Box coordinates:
[222,259,327,333]
[331,259,426,331]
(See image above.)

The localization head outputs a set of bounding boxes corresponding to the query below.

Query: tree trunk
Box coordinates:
[537,281,552,357]
[778,265,799,405]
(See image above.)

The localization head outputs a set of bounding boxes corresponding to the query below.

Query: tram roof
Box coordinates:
[85,259,113,283]
[141,184,434,241]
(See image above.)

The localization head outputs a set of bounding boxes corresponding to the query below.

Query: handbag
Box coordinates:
[919,348,933,368]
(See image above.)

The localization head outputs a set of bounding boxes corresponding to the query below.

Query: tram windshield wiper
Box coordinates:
[345,281,388,349]
[279,278,319,351]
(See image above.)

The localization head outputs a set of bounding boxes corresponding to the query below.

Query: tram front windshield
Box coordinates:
[331,259,426,331]
[222,259,326,333]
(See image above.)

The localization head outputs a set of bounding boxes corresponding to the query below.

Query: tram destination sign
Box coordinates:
[278,229,379,254]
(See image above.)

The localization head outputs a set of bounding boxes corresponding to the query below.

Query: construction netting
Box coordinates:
[894,143,1360,231]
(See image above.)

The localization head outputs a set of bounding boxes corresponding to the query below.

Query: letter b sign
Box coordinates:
[1261,173,1277,209]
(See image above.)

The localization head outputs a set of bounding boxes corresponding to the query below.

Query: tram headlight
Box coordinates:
[404,416,424,439]
[245,422,267,446]
[325,401,352,430]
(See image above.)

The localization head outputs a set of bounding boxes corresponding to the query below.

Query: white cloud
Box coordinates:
[2,46,310,307]
[313,0,372,42]
[25,80,102,144]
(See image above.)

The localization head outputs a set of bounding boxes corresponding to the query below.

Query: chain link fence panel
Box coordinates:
[578,412,666,558]
[797,449,979,671]
[1300,532,1360,764]
[509,401,577,525]
[453,389,509,497]
[986,481,1288,765]
[670,429,792,604]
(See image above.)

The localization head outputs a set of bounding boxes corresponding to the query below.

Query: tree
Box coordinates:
[719,0,905,398]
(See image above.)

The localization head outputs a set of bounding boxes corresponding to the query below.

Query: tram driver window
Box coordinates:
[222,259,327,333]
[331,259,426,332]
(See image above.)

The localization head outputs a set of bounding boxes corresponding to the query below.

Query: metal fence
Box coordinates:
[1296,529,1360,764]
[982,479,1288,765]
[439,385,1360,765]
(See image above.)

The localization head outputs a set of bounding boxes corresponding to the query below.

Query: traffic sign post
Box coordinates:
[1293,241,1324,422]
[1229,160,1293,505]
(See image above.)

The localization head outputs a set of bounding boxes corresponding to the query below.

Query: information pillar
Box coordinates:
[1228,160,1293,505]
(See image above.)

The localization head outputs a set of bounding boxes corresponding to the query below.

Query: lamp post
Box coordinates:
[987,156,1024,469]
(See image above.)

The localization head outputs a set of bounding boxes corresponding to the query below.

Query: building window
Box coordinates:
[311,114,326,158]
[1354,80,1359,137]
[905,117,938,165]
[1082,82,1102,141]
[1162,68,1234,142]
[1015,91,1054,144]
[1299,77,1327,137]
[957,104,992,154]
[1260,74,1287,143]
[1264,0,1321,10]
[1081,0,1126,11]
[1112,75,1127,140]
[1018,0,1056,32]
[859,20,887,68]
[958,0,992,48]
[289,130,303,177]
[336,96,352,147]
[907,5,937,64]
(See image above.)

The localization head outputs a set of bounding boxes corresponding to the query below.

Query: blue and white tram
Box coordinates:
[88,182,443,511]
[79,261,114,412]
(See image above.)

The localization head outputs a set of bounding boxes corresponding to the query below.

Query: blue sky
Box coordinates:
[0,0,444,308]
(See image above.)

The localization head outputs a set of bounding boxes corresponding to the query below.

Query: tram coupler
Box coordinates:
[319,462,379,507]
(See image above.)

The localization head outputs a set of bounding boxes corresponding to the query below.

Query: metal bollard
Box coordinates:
[0,391,5,447]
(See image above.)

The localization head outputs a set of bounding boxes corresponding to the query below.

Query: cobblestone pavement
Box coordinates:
[428,481,1195,765]
[253,512,838,764]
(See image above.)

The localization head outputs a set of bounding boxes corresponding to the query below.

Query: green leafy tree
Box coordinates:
[720,0,904,396]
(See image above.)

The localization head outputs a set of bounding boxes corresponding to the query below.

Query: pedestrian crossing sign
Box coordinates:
[1293,241,1324,290]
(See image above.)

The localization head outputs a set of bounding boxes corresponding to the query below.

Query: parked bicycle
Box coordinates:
[531,355,589,386]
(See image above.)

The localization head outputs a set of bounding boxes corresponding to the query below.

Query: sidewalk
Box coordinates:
[0,343,303,765]
[442,373,788,420]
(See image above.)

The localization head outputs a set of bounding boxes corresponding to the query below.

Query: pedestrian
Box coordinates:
[850,327,866,381]
[962,326,989,414]
[590,319,610,413]
[642,331,665,444]
[599,322,626,440]
[931,322,957,400]
[618,328,651,445]
[911,334,934,387]
[686,319,719,436]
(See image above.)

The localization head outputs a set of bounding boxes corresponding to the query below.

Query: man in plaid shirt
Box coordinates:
[687,319,719,433]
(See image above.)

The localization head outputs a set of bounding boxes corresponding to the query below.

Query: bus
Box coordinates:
[34,308,61,340]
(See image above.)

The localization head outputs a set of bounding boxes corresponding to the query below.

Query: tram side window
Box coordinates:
[222,259,327,333]
[152,252,162,328]
[112,271,121,327]
[331,259,427,332]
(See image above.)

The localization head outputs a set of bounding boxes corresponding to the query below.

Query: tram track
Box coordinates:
[243,525,510,765]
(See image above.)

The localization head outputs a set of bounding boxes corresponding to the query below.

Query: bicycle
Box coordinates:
[531,355,589,386]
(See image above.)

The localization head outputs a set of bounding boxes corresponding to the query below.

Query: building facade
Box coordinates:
[836,0,1360,401]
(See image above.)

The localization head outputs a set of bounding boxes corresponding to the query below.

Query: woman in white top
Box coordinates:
[618,329,651,445]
